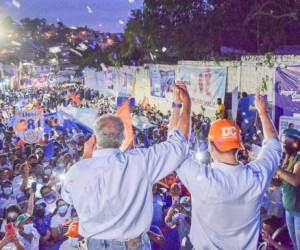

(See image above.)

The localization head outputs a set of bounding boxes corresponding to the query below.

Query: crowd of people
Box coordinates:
[0,83,298,250]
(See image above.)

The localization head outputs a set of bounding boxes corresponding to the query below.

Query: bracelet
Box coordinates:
[172,102,182,109]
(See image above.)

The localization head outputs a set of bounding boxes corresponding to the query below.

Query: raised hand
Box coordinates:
[255,93,268,115]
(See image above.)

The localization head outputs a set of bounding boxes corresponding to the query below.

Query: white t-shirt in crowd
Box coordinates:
[12,175,24,195]
[50,207,72,229]
[19,228,40,250]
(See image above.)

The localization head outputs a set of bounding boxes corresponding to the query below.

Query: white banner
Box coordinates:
[279,116,300,133]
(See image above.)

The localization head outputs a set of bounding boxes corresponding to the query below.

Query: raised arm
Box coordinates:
[141,86,191,183]
[255,94,278,140]
[168,83,191,140]
[251,93,281,176]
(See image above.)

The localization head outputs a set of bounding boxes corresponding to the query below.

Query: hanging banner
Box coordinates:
[118,69,135,96]
[103,68,118,96]
[177,66,227,109]
[150,69,175,98]
[279,116,300,134]
[14,109,44,144]
[83,67,99,90]
[275,66,300,127]
[231,87,239,120]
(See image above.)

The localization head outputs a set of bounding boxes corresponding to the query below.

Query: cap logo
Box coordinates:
[221,127,237,137]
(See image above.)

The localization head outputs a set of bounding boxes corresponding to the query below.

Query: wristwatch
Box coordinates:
[172,102,182,109]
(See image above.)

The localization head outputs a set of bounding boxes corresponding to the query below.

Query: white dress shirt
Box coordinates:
[61,129,188,240]
[177,138,282,250]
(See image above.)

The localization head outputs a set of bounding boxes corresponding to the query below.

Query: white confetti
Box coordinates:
[70,48,83,57]
[11,41,21,46]
[56,18,60,22]
[100,63,108,72]
[76,42,88,51]
[12,0,20,8]
[98,23,103,27]
[162,47,167,53]
[49,46,61,54]
[69,26,78,30]
[150,52,155,61]
[87,6,92,13]
[128,0,135,3]
[119,20,124,25]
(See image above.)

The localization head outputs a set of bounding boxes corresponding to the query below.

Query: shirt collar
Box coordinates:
[92,148,121,158]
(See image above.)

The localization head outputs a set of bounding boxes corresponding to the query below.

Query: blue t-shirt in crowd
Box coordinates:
[33,215,51,237]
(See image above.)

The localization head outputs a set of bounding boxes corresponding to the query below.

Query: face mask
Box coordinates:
[58,205,68,214]
[23,223,34,235]
[3,187,12,195]
[37,178,44,184]
[44,169,52,176]
[69,237,79,248]
[57,163,65,168]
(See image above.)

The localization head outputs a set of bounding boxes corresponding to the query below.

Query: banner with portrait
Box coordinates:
[275,66,300,128]
[103,68,118,96]
[118,68,135,96]
[14,109,44,144]
[83,67,99,91]
[177,66,227,109]
[150,69,175,98]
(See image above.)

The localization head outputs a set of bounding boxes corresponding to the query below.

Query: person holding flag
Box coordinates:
[61,84,191,250]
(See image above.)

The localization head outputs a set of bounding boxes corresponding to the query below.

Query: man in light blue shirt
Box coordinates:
[61,85,191,249]
[176,94,282,250]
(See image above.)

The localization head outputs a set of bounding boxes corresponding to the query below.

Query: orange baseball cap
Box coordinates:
[208,119,243,152]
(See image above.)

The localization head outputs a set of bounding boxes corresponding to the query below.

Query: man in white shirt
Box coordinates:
[176,94,282,250]
[62,85,191,249]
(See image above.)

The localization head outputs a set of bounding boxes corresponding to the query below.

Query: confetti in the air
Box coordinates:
[11,41,21,46]
[87,6,92,13]
[49,46,61,54]
[119,20,124,25]
[12,0,21,8]
[77,43,88,51]
[70,48,83,57]
[100,63,108,72]
[69,26,78,30]
[128,0,135,3]
[150,52,155,61]
[162,47,167,53]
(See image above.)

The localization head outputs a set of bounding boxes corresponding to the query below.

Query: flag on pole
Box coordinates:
[116,100,134,151]
[69,92,81,105]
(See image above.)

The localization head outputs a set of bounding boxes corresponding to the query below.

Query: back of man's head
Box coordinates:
[208,119,242,162]
[94,115,124,149]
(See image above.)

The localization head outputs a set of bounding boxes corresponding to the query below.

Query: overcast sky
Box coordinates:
[0,0,143,32]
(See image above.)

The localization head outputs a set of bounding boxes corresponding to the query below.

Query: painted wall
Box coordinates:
[126,55,300,116]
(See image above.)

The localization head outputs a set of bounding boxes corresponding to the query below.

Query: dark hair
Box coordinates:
[242,92,248,98]
[5,205,22,218]
[52,199,67,217]
[40,185,52,197]
[263,216,283,231]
